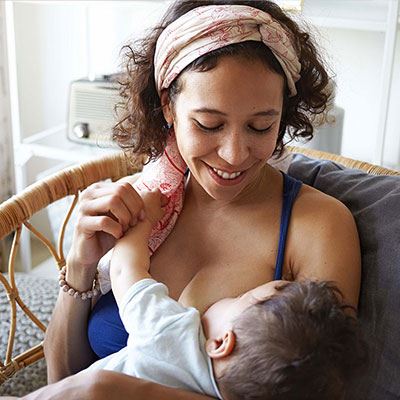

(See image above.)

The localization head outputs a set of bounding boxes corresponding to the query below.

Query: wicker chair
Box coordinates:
[0,147,399,394]
[0,151,140,388]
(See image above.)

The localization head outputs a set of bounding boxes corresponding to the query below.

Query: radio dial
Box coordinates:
[73,123,89,139]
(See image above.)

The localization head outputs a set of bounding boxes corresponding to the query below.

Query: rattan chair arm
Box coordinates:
[0,151,142,387]
[0,152,142,240]
[0,343,44,385]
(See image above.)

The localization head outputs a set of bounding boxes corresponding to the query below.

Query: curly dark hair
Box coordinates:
[113,0,333,161]
[218,281,368,400]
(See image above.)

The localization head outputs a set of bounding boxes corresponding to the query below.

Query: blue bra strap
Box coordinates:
[273,173,303,281]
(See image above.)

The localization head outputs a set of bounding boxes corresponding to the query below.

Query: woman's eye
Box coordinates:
[249,124,273,134]
[194,120,223,132]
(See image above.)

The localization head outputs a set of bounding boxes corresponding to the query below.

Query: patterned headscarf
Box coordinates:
[154,5,301,96]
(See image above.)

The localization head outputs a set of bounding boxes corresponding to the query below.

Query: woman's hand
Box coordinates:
[67,181,145,285]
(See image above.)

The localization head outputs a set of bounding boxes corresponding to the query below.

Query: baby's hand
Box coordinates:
[141,188,166,226]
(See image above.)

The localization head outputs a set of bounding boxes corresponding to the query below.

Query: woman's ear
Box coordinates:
[160,90,173,126]
[205,331,236,360]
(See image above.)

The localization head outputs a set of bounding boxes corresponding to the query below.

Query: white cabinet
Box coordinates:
[300,0,400,168]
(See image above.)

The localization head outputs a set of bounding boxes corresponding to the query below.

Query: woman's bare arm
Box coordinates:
[22,370,216,400]
[93,371,216,400]
[43,257,99,382]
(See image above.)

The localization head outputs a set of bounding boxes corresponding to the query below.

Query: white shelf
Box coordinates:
[307,16,388,32]
[15,124,120,166]
[301,0,399,32]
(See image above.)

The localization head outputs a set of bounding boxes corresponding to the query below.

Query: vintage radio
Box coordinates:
[67,75,122,147]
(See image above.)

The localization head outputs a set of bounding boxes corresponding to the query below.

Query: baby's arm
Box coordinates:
[110,219,152,303]
[110,189,165,307]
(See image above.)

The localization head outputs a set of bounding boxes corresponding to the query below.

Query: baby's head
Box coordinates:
[201,280,368,400]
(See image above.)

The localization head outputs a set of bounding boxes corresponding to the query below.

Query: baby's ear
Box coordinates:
[205,331,236,359]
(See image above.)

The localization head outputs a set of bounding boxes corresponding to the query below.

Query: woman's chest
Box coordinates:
[149,204,283,314]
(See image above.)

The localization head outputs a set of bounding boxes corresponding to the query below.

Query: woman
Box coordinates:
[37,1,360,399]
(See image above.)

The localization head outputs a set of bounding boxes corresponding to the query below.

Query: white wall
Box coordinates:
[13,1,169,140]
[384,36,400,168]
[318,28,386,161]
[87,1,169,76]
[14,2,88,138]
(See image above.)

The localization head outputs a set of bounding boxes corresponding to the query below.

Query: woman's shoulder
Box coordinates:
[293,181,353,222]
[287,182,361,308]
[291,182,357,247]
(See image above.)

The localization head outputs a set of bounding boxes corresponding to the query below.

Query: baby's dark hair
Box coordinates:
[218,281,368,400]
[113,0,333,161]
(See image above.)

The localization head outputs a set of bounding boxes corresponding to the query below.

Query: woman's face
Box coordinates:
[165,55,284,202]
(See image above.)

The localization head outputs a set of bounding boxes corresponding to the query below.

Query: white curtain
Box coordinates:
[0,4,13,203]
[0,128,13,203]
[0,3,14,271]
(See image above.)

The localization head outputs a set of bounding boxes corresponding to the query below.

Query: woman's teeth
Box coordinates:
[212,167,242,180]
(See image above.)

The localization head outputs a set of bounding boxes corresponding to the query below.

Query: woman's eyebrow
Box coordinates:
[192,107,280,117]
[253,110,280,117]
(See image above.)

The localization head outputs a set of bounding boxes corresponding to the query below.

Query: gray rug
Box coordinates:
[0,273,58,397]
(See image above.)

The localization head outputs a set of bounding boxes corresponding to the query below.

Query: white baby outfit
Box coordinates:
[85,278,222,399]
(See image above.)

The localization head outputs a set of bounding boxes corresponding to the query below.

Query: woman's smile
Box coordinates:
[206,162,247,186]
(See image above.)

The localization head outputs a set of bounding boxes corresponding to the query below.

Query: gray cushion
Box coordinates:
[0,273,58,397]
[288,154,400,400]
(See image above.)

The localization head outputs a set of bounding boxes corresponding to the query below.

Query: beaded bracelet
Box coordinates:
[58,266,100,300]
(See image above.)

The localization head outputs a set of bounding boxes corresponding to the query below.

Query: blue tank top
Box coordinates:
[87,172,302,359]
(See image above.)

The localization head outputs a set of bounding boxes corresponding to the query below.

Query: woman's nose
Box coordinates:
[217,132,250,167]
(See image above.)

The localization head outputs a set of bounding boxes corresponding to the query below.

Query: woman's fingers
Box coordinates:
[80,181,145,227]
[78,215,124,239]
[80,196,132,232]
[111,182,145,225]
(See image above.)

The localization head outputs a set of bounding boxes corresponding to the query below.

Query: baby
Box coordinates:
[84,189,368,400]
